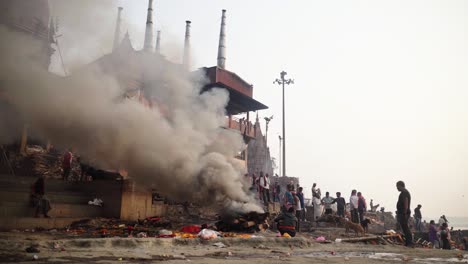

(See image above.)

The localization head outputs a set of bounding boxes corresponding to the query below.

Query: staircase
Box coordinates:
[0,174,123,229]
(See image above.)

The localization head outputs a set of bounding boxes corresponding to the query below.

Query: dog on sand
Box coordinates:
[341,218,365,237]
[360,218,372,233]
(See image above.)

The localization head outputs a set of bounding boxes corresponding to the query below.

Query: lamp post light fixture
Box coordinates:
[264,115,273,146]
[274,71,293,177]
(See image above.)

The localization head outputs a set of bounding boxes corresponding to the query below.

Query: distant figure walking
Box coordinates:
[396,180,413,247]
[334,192,346,217]
[62,149,73,180]
[350,190,359,223]
[414,204,422,232]
[30,176,51,218]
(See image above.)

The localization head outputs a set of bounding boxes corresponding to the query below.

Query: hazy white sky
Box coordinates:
[51,0,468,218]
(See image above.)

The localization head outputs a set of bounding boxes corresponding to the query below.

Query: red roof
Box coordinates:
[203,66,253,97]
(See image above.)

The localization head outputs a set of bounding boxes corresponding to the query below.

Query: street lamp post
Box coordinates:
[278,135,282,176]
[264,115,273,146]
[274,71,293,177]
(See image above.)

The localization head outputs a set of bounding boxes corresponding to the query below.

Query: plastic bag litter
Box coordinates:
[315,236,326,241]
[157,229,174,238]
[180,225,201,234]
[137,232,147,238]
[88,198,103,206]
[198,229,220,240]
[282,233,291,238]
[335,238,342,243]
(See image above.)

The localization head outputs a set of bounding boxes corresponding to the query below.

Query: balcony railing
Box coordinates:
[225,116,256,139]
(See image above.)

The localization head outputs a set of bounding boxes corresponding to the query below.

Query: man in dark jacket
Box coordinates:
[396,180,413,247]
[334,192,346,217]
[275,207,298,237]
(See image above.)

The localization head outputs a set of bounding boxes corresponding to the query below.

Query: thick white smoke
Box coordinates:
[0,24,263,212]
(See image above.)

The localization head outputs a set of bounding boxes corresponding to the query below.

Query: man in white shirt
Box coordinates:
[349,189,359,223]
[260,173,271,205]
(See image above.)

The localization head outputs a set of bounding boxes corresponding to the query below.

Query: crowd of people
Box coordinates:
[249,175,467,250]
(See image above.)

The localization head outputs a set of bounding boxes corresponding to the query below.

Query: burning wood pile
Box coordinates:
[4,145,72,178]
[215,211,270,233]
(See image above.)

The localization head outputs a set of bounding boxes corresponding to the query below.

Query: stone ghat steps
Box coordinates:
[0,174,122,222]
[0,202,104,218]
[0,217,84,230]
[0,190,92,205]
[0,175,122,193]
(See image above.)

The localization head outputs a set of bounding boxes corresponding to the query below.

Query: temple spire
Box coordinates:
[143,0,154,52]
[216,9,227,69]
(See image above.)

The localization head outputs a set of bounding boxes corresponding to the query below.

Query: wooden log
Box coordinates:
[378,237,388,245]
[243,221,256,228]
[340,234,399,243]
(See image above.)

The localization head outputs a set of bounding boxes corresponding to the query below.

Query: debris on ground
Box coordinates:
[88,198,103,206]
[212,242,227,248]
[25,246,40,253]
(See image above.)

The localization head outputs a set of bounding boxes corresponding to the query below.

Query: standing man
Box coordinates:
[414,204,422,232]
[257,172,264,201]
[31,176,51,218]
[321,192,335,215]
[334,192,346,217]
[260,173,271,205]
[357,192,367,223]
[274,181,281,202]
[396,180,413,247]
[283,184,294,211]
[311,183,320,199]
[62,149,73,181]
[350,190,359,223]
[296,187,305,221]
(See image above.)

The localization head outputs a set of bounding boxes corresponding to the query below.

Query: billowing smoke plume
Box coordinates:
[0,24,262,212]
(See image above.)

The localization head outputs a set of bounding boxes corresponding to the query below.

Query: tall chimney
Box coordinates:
[183,21,191,70]
[112,7,123,52]
[155,30,161,53]
[143,0,154,52]
[217,9,227,69]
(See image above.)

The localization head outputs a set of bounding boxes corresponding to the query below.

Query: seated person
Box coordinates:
[275,207,298,237]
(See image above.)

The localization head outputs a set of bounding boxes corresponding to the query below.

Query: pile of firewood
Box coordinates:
[215,211,270,233]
